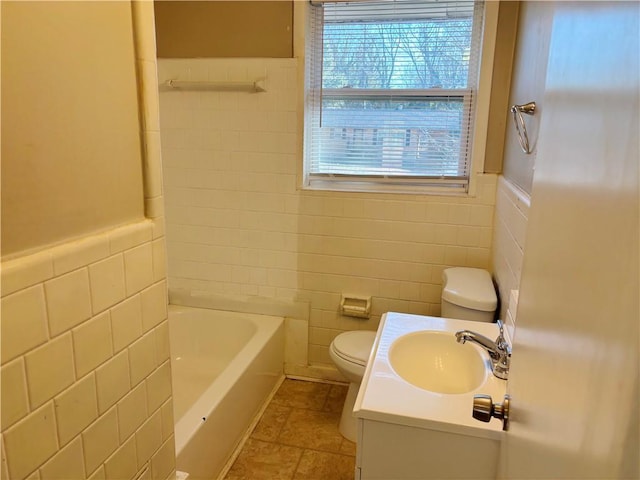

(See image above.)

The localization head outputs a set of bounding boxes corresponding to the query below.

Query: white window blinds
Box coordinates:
[304,0,485,193]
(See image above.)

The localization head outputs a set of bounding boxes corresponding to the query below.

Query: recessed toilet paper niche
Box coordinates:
[340,294,372,319]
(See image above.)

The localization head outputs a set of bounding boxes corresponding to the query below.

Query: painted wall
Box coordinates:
[154,1,293,58]
[483,1,519,174]
[501,1,554,194]
[0,2,174,479]
[491,2,555,318]
[158,58,497,374]
[1,1,145,258]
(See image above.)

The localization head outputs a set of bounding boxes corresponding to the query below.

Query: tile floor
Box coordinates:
[224,378,356,480]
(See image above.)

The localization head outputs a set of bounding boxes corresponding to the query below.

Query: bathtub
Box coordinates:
[168,305,284,479]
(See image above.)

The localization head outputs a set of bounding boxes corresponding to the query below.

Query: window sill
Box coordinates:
[302,177,469,197]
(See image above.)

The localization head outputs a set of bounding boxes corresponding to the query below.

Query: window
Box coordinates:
[304,0,485,193]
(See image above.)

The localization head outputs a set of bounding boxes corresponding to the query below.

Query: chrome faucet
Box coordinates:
[455,320,511,380]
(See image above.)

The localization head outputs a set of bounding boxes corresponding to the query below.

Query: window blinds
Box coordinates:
[304,0,484,191]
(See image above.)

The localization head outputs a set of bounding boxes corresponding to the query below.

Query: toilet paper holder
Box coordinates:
[340,294,371,319]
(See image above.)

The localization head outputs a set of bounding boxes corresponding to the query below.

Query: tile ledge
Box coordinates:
[2,220,155,278]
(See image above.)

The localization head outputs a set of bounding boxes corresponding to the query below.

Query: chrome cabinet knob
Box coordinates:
[472,394,511,431]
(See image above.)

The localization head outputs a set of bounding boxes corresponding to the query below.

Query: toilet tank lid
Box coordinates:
[442,267,497,311]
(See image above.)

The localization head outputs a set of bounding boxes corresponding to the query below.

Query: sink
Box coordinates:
[388,331,487,394]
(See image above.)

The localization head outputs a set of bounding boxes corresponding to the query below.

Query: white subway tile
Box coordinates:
[88,254,126,314]
[426,203,450,223]
[52,235,110,277]
[469,204,495,227]
[160,400,174,442]
[104,435,137,480]
[45,268,92,337]
[152,239,168,282]
[1,437,10,480]
[1,358,29,430]
[39,435,85,480]
[153,322,171,366]
[110,222,153,255]
[457,226,481,247]
[145,196,165,219]
[1,251,54,296]
[135,410,162,469]
[110,295,143,353]
[95,351,130,414]
[117,383,148,443]
[82,408,119,475]
[444,246,468,266]
[4,402,58,480]
[128,332,157,387]
[25,334,75,409]
[1,285,48,364]
[150,437,175,480]
[124,243,155,296]
[72,311,113,378]
[145,361,172,414]
[435,225,458,245]
[140,59,161,133]
[466,248,490,269]
[54,373,98,446]
[448,204,471,224]
[140,282,168,333]
[87,465,105,480]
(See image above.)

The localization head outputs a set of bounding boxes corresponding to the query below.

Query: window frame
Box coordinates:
[300,0,496,196]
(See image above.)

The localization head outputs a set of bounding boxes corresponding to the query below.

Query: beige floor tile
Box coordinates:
[272,379,332,411]
[293,450,356,480]
[251,403,292,442]
[323,384,348,414]
[224,439,303,480]
[339,438,357,456]
[278,408,343,453]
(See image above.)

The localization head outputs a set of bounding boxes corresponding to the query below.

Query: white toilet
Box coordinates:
[441,267,497,322]
[329,330,376,442]
[329,267,497,442]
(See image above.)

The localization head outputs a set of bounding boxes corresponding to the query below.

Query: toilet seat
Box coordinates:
[331,331,376,366]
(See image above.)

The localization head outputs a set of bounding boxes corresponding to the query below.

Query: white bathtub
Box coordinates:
[168,305,284,479]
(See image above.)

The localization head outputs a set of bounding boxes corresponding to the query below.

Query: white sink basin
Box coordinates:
[388,331,488,394]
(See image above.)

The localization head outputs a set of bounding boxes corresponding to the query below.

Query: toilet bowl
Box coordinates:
[329,330,376,442]
[330,267,498,442]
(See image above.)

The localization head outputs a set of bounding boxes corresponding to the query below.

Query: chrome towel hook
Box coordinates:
[510,102,536,154]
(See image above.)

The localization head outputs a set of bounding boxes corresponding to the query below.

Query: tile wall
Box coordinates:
[0,221,175,480]
[158,58,498,369]
[491,176,530,332]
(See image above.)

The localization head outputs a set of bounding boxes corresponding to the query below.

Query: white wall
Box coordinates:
[158,58,498,373]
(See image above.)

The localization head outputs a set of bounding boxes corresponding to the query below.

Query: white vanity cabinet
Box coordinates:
[355,418,500,480]
[353,312,507,480]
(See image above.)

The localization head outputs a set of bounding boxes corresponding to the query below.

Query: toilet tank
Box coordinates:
[441,268,497,322]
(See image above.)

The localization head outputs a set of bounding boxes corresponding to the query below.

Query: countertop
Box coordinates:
[353,312,508,440]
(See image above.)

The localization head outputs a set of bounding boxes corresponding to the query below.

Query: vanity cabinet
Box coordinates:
[352,312,507,480]
[355,418,500,480]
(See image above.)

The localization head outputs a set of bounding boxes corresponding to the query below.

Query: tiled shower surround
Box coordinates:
[0,221,175,480]
[158,58,498,368]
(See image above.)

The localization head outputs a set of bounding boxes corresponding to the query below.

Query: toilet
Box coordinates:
[329,330,376,442]
[329,267,497,442]
[441,267,497,322]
